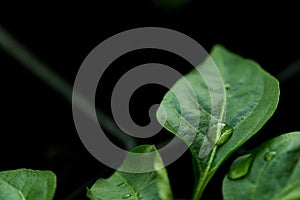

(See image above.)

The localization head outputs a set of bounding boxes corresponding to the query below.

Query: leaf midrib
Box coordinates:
[272,179,300,200]
[115,173,140,200]
[115,173,157,200]
[0,178,26,200]
[214,49,228,123]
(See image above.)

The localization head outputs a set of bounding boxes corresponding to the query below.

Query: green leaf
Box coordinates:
[223,131,300,200]
[156,45,279,199]
[0,169,56,200]
[87,145,173,200]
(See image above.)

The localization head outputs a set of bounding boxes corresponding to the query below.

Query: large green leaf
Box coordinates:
[0,169,56,200]
[156,45,279,199]
[87,145,173,200]
[223,131,300,200]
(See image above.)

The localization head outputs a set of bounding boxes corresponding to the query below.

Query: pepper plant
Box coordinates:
[1,45,299,200]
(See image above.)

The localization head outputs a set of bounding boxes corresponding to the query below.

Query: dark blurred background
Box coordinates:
[1,1,299,199]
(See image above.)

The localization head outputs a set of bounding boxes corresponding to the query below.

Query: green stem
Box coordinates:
[0,25,136,149]
[192,145,218,200]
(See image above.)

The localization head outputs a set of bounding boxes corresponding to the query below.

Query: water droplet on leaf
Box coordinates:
[198,122,234,158]
[228,153,254,180]
[225,83,231,90]
[122,194,132,199]
[264,151,276,161]
[216,123,234,146]
[137,192,143,199]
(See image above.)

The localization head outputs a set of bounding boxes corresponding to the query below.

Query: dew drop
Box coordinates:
[216,123,234,146]
[225,83,231,90]
[117,182,125,187]
[122,194,132,199]
[228,153,254,180]
[199,122,234,158]
[138,192,143,199]
[264,151,276,161]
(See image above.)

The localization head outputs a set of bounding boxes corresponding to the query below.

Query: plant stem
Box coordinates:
[0,25,136,149]
[192,145,217,200]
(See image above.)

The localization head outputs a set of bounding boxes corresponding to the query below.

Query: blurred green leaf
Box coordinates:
[87,145,173,200]
[0,169,56,200]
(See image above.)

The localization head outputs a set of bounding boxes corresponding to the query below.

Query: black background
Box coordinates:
[1,1,299,199]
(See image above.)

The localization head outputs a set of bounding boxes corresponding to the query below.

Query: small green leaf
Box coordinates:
[0,169,56,200]
[87,145,173,200]
[156,45,279,199]
[223,131,300,200]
